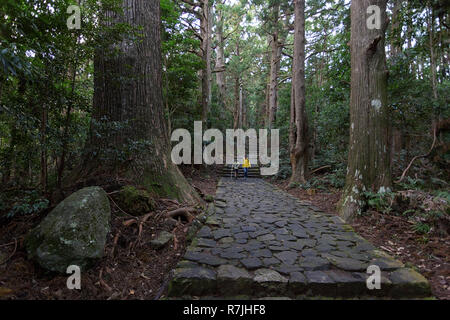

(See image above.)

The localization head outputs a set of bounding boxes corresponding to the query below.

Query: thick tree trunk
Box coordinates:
[338,0,391,221]
[79,0,198,203]
[289,0,308,184]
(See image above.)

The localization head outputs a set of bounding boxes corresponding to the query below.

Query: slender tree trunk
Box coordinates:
[389,0,402,168]
[57,65,77,189]
[200,0,212,123]
[265,82,270,127]
[242,89,247,128]
[428,9,438,101]
[289,0,308,184]
[239,85,243,128]
[390,0,402,57]
[338,0,391,221]
[40,104,48,192]
[268,3,281,129]
[215,5,226,109]
[233,76,240,130]
[78,0,198,203]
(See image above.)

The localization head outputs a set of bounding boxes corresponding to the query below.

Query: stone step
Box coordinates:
[168,178,431,299]
[168,264,431,299]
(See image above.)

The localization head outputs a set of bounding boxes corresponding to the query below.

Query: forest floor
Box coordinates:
[273,179,450,300]
[0,166,219,300]
[1,166,448,300]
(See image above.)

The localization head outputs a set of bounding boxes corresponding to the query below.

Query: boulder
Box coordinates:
[25,186,111,273]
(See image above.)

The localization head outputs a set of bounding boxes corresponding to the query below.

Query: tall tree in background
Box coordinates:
[338,0,391,221]
[79,0,198,202]
[267,1,281,129]
[289,0,309,184]
[214,0,227,110]
[179,0,213,124]
[201,0,213,123]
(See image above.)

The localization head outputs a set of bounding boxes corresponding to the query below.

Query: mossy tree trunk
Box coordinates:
[79,0,199,203]
[338,0,391,221]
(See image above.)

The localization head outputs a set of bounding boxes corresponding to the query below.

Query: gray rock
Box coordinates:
[274,251,298,265]
[197,226,212,238]
[370,257,404,271]
[301,248,318,257]
[217,265,253,295]
[257,234,275,242]
[304,271,336,296]
[298,256,330,271]
[389,268,431,297]
[325,255,368,271]
[168,266,217,296]
[262,257,280,266]
[235,232,249,239]
[253,269,288,295]
[251,249,273,258]
[275,264,303,275]
[288,272,307,294]
[150,231,173,249]
[241,257,263,269]
[25,186,110,273]
[213,229,231,240]
[197,238,217,248]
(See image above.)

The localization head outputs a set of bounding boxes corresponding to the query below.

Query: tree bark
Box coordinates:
[215,5,227,111]
[338,0,391,221]
[289,0,309,184]
[267,3,281,129]
[78,0,198,203]
[390,0,402,57]
[428,9,438,101]
[239,85,244,128]
[200,0,212,123]
[233,76,240,130]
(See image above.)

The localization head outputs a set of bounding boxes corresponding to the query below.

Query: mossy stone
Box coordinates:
[25,186,111,273]
[115,185,155,216]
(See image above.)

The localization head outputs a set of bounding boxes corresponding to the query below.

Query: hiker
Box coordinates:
[242,156,251,179]
[232,160,240,179]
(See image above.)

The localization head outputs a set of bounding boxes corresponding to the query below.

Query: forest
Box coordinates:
[0,0,449,301]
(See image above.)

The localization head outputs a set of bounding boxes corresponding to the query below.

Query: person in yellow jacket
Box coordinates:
[242,156,251,179]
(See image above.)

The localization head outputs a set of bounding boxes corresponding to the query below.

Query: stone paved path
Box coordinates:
[168,178,431,299]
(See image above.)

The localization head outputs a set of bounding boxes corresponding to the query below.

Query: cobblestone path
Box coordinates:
[168,178,431,299]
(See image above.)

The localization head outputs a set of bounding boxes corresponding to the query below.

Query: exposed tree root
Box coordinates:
[0,238,17,265]
[165,207,195,223]
[396,125,437,183]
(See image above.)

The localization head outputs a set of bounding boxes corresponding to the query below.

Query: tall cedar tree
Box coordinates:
[78,0,199,203]
[338,0,391,221]
[289,0,309,184]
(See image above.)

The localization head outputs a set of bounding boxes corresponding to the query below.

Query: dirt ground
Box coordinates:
[0,166,219,300]
[273,179,450,300]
